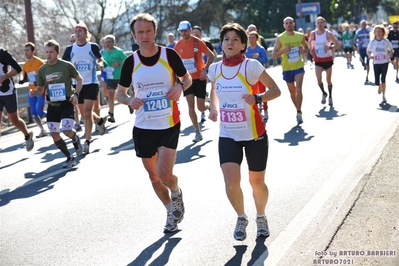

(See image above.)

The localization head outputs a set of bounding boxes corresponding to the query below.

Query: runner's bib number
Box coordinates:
[48,83,67,102]
[106,67,114,79]
[76,60,91,73]
[287,47,300,63]
[143,97,171,119]
[220,102,248,130]
[374,53,387,61]
[182,58,197,73]
[27,71,37,85]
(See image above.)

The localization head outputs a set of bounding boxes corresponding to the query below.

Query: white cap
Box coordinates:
[177,21,191,31]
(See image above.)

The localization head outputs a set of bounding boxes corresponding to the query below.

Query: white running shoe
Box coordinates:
[256,216,270,238]
[25,131,34,152]
[62,156,76,168]
[192,131,203,143]
[83,142,90,154]
[36,130,48,138]
[234,217,248,241]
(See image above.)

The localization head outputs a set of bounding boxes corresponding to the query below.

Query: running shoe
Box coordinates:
[164,210,178,233]
[36,130,48,138]
[83,142,90,154]
[192,131,203,143]
[172,189,185,223]
[382,95,387,103]
[25,131,34,152]
[201,112,206,122]
[98,116,107,136]
[296,113,303,125]
[256,216,270,238]
[62,156,76,168]
[321,93,327,104]
[108,112,115,123]
[365,77,369,83]
[396,77,399,83]
[74,124,82,132]
[329,97,333,106]
[234,217,248,241]
[73,136,83,156]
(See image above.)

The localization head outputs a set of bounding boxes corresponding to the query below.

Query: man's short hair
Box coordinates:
[44,39,60,53]
[130,13,157,34]
[24,42,35,51]
[192,26,202,32]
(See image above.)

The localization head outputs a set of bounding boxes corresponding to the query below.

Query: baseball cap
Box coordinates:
[178,21,191,31]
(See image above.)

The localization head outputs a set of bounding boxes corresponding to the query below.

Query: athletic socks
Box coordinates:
[318,83,326,94]
[54,139,70,158]
[328,84,333,97]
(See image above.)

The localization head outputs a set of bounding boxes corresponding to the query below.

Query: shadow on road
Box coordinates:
[127,231,181,266]
[176,140,213,164]
[315,106,346,120]
[0,157,28,170]
[274,126,314,146]
[378,102,399,112]
[225,238,268,266]
[0,164,77,207]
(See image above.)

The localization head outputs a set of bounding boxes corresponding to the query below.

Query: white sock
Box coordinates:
[165,202,172,212]
[238,213,247,219]
[171,188,180,198]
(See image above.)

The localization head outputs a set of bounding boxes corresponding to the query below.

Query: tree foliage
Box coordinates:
[1,0,396,62]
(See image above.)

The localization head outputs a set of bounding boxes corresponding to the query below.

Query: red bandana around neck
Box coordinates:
[222,53,246,66]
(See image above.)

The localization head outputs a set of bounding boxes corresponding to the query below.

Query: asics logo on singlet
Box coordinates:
[375,47,386,52]
[222,102,238,108]
[146,91,164,97]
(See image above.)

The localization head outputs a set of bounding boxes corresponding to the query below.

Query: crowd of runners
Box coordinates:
[1,12,396,241]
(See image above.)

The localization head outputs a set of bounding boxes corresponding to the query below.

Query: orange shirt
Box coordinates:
[22,56,45,90]
[174,36,209,80]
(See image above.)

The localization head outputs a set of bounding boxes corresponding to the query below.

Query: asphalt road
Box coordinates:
[1,57,398,265]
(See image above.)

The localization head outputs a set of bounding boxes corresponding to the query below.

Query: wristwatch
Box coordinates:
[179,81,186,91]
[74,92,79,97]
[254,94,262,104]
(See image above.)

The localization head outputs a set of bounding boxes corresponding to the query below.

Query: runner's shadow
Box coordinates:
[315,106,346,120]
[127,231,181,266]
[175,140,213,164]
[248,238,269,265]
[378,102,399,112]
[274,126,314,146]
[225,244,247,266]
[0,158,28,170]
[0,143,26,153]
[109,139,135,155]
[0,163,77,207]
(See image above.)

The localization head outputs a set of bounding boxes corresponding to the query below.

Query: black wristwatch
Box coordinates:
[254,94,262,104]
[179,82,186,91]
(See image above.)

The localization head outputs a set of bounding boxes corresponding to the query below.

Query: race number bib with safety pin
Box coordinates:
[182,58,197,73]
[106,67,114,79]
[48,83,67,102]
[287,47,300,63]
[143,96,172,120]
[27,71,37,85]
[219,101,248,131]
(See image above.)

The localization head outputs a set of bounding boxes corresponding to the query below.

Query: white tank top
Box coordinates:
[132,47,180,130]
[313,30,333,60]
[70,42,98,85]
[211,59,266,141]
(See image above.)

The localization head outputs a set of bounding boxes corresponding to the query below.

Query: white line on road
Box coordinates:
[266,111,399,265]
